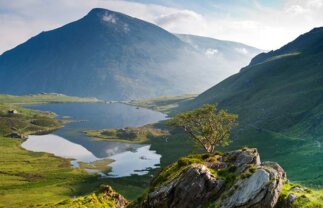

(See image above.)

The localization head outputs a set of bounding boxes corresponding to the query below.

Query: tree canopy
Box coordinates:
[168,104,238,153]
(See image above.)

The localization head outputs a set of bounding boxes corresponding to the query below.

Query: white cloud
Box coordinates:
[307,0,323,8]
[0,0,323,54]
[154,10,204,28]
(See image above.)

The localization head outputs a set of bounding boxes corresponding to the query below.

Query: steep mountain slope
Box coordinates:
[179,27,323,186]
[0,8,260,100]
[184,27,323,139]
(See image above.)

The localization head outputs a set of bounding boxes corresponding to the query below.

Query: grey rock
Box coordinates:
[220,166,283,208]
[262,161,287,180]
[224,148,261,173]
[235,148,261,167]
[100,185,128,208]
[146,164,225,208]
[223,169,270,208]
[287,193,297,207]
[142,149,284,208]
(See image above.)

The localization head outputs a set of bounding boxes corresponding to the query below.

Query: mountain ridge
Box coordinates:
[249,26,323,66]
[0,8,261,100]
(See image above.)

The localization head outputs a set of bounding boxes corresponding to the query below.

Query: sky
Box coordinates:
[0,0,323,54]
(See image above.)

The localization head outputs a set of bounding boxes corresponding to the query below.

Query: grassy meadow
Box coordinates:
[0,93,100,105]
[0,103,105,207]
[0,103,65,137]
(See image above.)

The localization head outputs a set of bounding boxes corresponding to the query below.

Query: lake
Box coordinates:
[22,103,166,177]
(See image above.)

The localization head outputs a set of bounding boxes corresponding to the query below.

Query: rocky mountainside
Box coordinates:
[0,8,260,100]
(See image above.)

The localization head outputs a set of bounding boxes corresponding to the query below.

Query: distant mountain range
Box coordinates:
[184,27,323,139]
[0,8,261,100]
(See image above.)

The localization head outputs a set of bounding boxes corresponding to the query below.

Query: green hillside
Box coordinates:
[180,27,323,186]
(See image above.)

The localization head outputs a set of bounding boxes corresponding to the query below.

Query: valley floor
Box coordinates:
[0,97,323,207]
[0,103,104,207]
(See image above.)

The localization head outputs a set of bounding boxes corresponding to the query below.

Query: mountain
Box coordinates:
[183,27,323,139]
[179,27,323,186]
[0,8,260,100]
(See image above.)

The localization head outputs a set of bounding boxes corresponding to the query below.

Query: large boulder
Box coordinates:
[141,148,285,208]
[146,164,225,208]
[220,167,283,208]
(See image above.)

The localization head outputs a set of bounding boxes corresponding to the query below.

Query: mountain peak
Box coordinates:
[85,8,122,23]
[88,8,114,15]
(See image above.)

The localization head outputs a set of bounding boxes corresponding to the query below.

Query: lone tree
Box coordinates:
[168,104,238,153]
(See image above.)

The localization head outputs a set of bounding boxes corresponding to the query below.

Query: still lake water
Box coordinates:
[21,103,166,177]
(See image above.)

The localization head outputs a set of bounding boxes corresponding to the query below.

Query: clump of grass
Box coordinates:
[241,146,251,151]
[241,165,257,179]
[218,165,238,186]
[150,153,224,190]
[277,182,323,208]
[177,157,203,167]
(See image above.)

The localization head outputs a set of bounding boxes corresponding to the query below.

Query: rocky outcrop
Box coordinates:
[101,185,128,208]
[141,148,286,208]
[221,168,283,208]
[146,164,225,208]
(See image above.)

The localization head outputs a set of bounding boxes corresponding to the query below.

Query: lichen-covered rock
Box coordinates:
[262,161,286,180]
[139,148,286,208]
[224,148,261,173]
[145,164,225,208]
[220,165,283,208]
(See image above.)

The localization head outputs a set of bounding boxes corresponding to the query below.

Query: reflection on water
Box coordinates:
[22,103,166,177]
[22,134,162,177]
[22,134,99,164]
[108,145,161,177]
